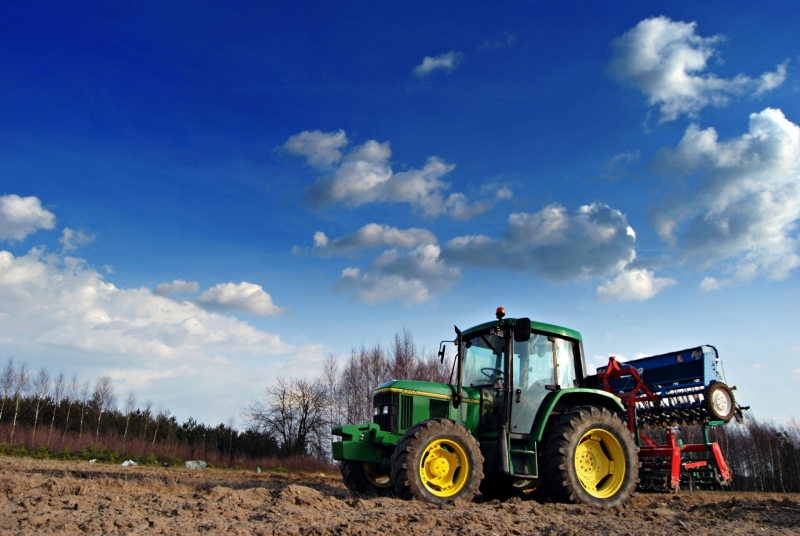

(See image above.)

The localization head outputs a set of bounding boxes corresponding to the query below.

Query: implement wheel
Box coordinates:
[704,382,736,422]
[340,460,395,497]
[540,406,638,508]
[391,418,483,505]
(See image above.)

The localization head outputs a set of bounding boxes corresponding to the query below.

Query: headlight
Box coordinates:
[374,406,380,416]
[382,406,389,414]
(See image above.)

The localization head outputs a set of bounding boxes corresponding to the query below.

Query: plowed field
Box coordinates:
[1,456,798,535]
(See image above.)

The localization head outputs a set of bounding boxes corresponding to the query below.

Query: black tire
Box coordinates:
[391,418,484,505]
[704,382,736,422]
[340,460,395,498]
[539,406,638,508]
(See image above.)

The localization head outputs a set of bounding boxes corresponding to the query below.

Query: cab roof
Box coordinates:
[462,317,582,341]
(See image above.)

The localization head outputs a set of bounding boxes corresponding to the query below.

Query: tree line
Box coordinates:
[0,358,279,464]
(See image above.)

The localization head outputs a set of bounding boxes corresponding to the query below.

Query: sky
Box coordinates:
[1,1,798,426]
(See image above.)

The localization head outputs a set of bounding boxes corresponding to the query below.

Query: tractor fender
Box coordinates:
[530,388,625,442]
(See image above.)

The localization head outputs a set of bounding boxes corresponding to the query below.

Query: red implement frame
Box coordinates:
[597,357,732,490]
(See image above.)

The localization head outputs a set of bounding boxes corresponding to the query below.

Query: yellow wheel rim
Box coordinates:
[363,463,393,489]
[574,428,625,498]
[418,439,469,497]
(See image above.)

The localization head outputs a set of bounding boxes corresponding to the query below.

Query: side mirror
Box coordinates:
[514,318,531,342]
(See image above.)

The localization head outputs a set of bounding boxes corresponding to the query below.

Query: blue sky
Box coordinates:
[1,2,798,426]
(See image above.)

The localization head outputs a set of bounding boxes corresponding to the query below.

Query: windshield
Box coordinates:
[463,333,504,387]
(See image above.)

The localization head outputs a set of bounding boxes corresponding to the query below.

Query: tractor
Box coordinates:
[332,308,741,505]
[332,308,640,508]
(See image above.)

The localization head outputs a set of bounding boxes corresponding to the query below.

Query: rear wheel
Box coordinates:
[391,418,483,505]
[340,460,395,497]
[704,382,736,422]
[540,406,638,508]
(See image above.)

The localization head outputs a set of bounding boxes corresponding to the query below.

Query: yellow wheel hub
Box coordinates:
[418,439,469,497]
[363,462,393,489]
[574,428,625,498]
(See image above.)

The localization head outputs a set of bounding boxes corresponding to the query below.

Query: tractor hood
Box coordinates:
[373,379,480,405]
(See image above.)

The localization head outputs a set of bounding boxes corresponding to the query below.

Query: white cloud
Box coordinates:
[413,51,464,78]
[0,249,305,361]
[442,203,637,281]
[280,129,348,168]
[154,279,200,296]
[196,282,286,316]
[650,108,800,283]
[596,268,677,302]
[699,276,721,291]
[609,16,788,121]
[309,223,437,257]
[59,228,94,252]
[334,244,459,305]
[284,130,506,219]
[0,194,56,241]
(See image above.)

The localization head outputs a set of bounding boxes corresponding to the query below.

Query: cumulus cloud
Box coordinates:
[650,108,800,284]
[442,203,637,281]
[413,51,464,78]
[154,279,200,296]
[699,277,721,291]
[0,247,325,422]
[335,244,460,305]
[280,129,348,168]
[609,16,788,121]
[59,228,94,252]
[0,249,302,360]
[0,194,56,241]
[309,223,437,257]
[282,130,507,218]
[196,282,286,316]
[596,268,676,302]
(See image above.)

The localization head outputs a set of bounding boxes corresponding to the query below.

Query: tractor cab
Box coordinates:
[455,308,591,483]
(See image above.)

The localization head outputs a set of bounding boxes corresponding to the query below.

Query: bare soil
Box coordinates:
[1,456,798,535]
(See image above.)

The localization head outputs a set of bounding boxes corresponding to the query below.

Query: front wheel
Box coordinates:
[540,406,638,508]
[340,460,395,497]
[391,418,484,505]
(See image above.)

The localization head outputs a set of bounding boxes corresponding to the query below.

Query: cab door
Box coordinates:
[510,334,555,434]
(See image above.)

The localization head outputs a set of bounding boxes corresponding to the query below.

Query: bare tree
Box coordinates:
[391,328,416,380]
[93,375,116,438]
[339,343,390,425]
[48,372,65,444]
[63,374,80,438]
[142,399,153,442]
[245,377,330,457]
[152,404,170,446]
[0,359,15,423]
[10,362,29,442]
[123,392,137,443]
[227,417,236,460]
[31,367,51,440]
[78,378,90,437]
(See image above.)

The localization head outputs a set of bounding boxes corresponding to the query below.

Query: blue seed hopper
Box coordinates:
[596,345,740,428]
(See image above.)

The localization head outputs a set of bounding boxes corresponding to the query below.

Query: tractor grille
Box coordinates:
[429,399,449,419]
[400,395,413,430]
[372,391,399,432]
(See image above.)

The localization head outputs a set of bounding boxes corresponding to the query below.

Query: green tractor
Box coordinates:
[332,308,638,508]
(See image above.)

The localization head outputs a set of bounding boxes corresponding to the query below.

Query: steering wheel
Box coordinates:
[481,368,503,382]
